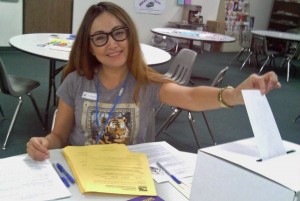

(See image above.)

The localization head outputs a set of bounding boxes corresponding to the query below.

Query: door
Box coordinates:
[23,0,73,33]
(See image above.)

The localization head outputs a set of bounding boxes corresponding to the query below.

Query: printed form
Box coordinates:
[0,155,71,201]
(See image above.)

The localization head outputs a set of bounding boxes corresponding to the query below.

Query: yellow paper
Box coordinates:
[85,151,156,196]
[62,144,156,196]
[62,144,129,193]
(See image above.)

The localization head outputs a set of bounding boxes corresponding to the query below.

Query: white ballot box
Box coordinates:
[189,138,300,201]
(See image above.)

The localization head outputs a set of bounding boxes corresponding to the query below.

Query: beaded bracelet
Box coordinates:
[218,86,234,108]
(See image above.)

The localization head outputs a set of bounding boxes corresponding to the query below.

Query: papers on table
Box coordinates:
[128,141,194,184]
[37,34,74,52]
[0,155,71,201]
[62,144,156,196]
[242,90,286,160]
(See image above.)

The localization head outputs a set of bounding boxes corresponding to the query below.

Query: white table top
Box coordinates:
[9,33,171,65]
[151,27,235,43]
[49,148,196,201]
[251,30,300,42]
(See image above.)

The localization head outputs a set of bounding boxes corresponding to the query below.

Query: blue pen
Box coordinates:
[56,163,76,184]
[52,163,70,188]
[157,162,182,184]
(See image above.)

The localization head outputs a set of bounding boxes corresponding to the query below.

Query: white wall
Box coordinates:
[0,0,274,50]
[192,0,220,22]
[0,0,22,46]
[250,0,274,30]
[73,0,183,44]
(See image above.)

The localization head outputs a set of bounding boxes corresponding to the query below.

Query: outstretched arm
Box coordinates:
[159,71,281,111]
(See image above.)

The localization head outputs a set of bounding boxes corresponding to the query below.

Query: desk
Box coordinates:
[151,28,235,51]
[9,33,171,127]
[48,148,196,201]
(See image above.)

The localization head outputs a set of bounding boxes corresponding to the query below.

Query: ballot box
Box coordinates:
[189,138,300,201]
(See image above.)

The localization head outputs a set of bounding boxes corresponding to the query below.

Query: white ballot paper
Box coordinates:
[242,90,286,160]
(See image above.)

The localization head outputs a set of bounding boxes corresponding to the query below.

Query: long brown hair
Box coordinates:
[63,2,170,103]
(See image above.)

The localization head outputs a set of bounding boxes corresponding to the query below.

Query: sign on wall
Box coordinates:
[135,0,165,14]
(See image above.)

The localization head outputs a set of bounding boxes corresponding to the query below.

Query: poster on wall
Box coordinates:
[225,0,250,35]
[177,0,191,5]
[135,0,166,15]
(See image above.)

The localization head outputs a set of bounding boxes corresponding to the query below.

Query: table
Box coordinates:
[9,33,171,128]
[151,27,235,51]
[251,30,300,72]
[251,30,300,42]
[168,21,207,30]
[49,148,196,200]
[251,30,300,55]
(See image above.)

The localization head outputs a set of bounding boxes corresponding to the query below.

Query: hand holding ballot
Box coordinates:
[231,71,281,106]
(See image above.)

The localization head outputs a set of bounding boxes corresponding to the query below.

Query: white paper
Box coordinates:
[242,90,286,160]
[0,155,71,201]
[128,141,194,183]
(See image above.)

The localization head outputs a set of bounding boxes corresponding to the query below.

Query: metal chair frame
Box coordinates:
[156,66,229,148]
[229,26,252,68]
[280,42,300,82]
[0,104,5,120]
[242,34,281,74]
[155,48,197,116]
[0,58,45,150]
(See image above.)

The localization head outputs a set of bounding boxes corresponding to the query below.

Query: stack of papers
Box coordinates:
[0,155,71,201]
[62,144,156,196]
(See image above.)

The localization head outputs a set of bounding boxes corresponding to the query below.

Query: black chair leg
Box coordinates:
[201,112,216,145]
[294,114,300,123]
[27,92,45,129]
[156,108,182,137]
[187,112,201,148]
[0,105,6,119]
[155,103,164,116]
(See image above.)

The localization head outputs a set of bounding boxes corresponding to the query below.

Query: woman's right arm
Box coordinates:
[26,99,75,161]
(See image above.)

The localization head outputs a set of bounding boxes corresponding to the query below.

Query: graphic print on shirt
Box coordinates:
[82,100,139,145]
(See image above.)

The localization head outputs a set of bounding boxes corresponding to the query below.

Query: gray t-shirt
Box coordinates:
[57,71,161,146]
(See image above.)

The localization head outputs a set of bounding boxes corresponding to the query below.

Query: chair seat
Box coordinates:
[1,58,44,150]
[8,75,40,97]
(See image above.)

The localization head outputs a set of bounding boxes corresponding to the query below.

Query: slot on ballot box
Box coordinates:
[189,138,300,201]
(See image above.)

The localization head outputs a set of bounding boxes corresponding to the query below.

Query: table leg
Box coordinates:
[45,59,57,129]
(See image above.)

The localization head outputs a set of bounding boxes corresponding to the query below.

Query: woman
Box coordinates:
[27,2,281,161]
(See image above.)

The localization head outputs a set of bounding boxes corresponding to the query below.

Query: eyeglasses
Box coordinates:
[89,26,129,47]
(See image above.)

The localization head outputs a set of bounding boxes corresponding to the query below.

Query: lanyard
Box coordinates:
[94,74,129,144]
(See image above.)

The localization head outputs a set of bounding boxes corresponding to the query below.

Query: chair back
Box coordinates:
[250,34,268,55]
[151,34,178,52]
[238,26,251,48]
[165,48,197,86]
[210,66,229,87]
[292,42,300,60]
[0,58,11,95]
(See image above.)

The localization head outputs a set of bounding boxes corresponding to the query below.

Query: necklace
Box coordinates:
[94,73,129,144]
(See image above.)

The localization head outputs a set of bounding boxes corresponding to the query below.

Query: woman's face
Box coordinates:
[89,12,129,70]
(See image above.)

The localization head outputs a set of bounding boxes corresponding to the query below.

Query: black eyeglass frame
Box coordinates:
[89,26,129,47]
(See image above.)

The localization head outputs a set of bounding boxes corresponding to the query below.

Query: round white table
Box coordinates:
[251,30,300,42]
[151,27,236,50]
[9,33,171,127]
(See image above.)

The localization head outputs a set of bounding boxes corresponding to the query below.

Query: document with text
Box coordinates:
[0,155,71,201]
[128,141,194,183]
